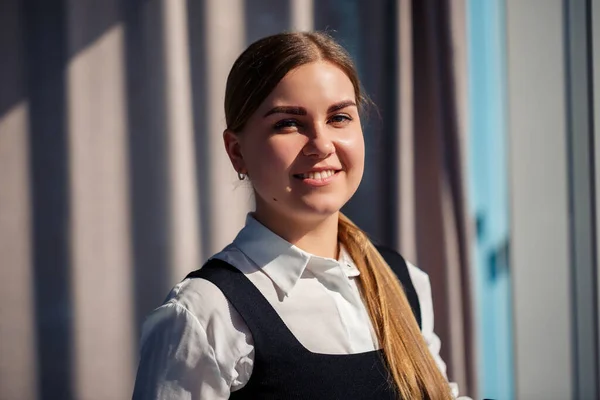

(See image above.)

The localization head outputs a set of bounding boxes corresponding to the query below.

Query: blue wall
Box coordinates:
[466,1,514,398]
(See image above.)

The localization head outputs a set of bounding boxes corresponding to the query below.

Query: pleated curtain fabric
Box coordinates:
[0,0,474,398]
[411,0,475,395]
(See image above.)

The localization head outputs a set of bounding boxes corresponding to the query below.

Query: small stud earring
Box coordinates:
[237,171,246,181]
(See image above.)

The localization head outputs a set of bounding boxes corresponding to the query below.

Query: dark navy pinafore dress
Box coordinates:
[186,246,421,400]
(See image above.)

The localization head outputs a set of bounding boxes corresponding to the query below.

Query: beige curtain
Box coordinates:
[408,0,475,394]
[0,0,473,398]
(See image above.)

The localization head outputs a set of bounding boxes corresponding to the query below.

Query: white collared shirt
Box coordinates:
[133,215,467,399]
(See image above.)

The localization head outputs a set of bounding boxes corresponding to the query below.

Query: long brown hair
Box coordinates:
[224,31,452,399]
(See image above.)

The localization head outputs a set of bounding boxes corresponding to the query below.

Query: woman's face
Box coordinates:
[225,61,365,222]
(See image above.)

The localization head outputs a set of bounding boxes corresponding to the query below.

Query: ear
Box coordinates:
[223,129,246,174]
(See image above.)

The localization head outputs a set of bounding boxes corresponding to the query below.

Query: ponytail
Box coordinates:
[338,213,453,399]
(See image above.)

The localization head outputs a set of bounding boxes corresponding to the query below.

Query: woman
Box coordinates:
[133,31,465,399]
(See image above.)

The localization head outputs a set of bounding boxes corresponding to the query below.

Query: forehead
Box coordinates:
[259,61,357,109]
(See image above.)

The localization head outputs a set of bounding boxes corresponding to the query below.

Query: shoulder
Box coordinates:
[139,276,237,347]
[164,276,233,325]
[405,261,431,294]
[373,244,430,285]
[374,245,429,284]
[163,244,250,317]
[141,245,253,353]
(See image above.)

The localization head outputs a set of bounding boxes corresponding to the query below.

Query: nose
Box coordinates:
[302,124,335,158]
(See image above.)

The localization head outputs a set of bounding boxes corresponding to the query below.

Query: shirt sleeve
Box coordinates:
[407,262,472,400]
[132,302,231,400]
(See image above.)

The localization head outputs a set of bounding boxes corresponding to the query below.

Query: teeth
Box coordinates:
[300,170,336,180]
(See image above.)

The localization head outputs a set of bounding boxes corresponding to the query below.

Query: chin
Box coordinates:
[294,198,344,219]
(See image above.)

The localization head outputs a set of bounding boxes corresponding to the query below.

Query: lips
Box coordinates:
[294,170,338,180]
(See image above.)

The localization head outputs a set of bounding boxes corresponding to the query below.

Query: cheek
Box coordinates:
[245,137,301,179]
[338,131,366,172]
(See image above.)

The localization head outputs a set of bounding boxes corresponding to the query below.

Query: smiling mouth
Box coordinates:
[293,170,340,181]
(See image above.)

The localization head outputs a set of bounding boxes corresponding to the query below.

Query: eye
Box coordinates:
[328,114,352,127]
[273,119,301,132]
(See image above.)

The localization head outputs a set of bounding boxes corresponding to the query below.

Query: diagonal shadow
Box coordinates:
[122,0,173,344]
[186,0,210,260]
[244,0,290,44]
[24,1,73,399]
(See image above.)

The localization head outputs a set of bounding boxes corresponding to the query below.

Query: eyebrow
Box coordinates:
[327,100,357,113]
[263,106,307,117]
[262,100,357,118]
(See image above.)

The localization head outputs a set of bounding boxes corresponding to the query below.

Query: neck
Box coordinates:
[253,205,340,259]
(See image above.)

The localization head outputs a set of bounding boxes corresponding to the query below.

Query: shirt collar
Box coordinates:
[232,214,361,296]
[339,246,361,278]
[233,214,311,297]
